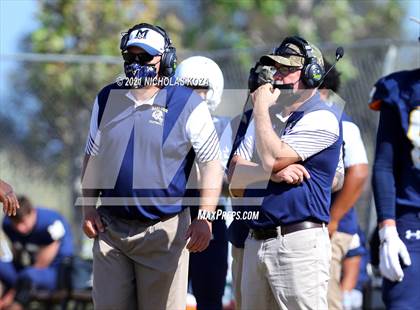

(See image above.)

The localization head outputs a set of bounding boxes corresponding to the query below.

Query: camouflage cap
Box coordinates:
[261,40,324,70]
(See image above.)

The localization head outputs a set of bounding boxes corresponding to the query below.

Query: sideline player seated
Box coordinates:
[0,196,73,309]
[370,65,419,309]
[175,56,229,310]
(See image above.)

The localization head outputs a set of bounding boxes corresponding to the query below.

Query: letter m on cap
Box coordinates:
[135,29,149,39]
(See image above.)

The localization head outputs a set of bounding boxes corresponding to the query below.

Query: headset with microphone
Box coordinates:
[317,46,344,88]
[120,23,177,77]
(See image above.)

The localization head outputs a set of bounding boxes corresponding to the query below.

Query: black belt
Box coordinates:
[100,211,178,227]
[250,220,325,240]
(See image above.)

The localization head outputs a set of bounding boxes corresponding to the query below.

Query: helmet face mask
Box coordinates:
[175,56,224,112]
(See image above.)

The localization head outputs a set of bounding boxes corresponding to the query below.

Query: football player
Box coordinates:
[370,66,420,308]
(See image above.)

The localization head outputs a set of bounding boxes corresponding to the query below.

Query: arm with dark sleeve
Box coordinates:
[372,104,399,222]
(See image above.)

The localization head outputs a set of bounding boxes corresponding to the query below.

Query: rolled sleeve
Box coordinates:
[186,101,221,163]
[281,110,339,161]
[85,97,101,156]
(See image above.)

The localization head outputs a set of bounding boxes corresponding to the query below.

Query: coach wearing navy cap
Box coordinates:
[81,23,223,310]
[229,36,343,309]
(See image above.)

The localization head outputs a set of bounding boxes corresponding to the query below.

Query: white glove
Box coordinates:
[379,225,411,282]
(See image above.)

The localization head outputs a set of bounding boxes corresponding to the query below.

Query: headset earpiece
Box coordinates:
[303,57,324,88]
[120,32,129,51]
[159,45,177,77]
[277,36,324,88]
[248,62,260,93]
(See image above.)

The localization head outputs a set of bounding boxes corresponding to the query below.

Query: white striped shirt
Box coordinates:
[235,110,339,161]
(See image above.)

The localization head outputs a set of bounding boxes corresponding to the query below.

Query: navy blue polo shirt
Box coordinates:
[83,83,220,220]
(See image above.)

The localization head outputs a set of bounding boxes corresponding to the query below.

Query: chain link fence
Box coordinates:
[1,39,419,234]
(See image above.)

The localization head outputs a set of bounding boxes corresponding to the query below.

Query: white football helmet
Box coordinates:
[175,56,224,112]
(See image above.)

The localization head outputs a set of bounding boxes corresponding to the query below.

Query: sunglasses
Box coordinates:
[122,51,155,64]
[275,65,302,76]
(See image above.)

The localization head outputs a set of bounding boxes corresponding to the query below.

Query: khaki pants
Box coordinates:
[242,226,331,310]
[231,245,244,310]
[327,232,354,310]
[92,208,190,310]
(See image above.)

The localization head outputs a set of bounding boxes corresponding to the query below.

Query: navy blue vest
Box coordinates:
[245,93,343,229]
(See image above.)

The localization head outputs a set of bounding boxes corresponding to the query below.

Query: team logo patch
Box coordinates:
[405,229,420,240]
[149,106,167,126]
[135,29,149,39]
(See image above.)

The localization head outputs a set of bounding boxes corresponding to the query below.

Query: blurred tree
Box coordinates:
[179,0,404,77]
[181,0,403,49]
[1,0,405,232]
[6,0,166,235]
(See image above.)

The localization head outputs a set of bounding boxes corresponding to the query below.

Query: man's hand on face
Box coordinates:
[251,83,280,109]
[185,218,212,253]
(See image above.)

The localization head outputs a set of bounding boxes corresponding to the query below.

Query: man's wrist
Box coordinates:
[329,210,341,223]
[253,104,269,118]
[379,219,396,229]
[82,205,97,216]
[329,218,339,227]
[379,222,398,242]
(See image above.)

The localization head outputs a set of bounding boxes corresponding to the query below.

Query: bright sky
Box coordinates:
[0,0,38,96]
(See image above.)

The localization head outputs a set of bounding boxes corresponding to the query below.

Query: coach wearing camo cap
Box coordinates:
[229,36,343,309]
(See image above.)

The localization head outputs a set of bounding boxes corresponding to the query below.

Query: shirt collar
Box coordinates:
[125,91,157,108]
[275,112,290,122]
